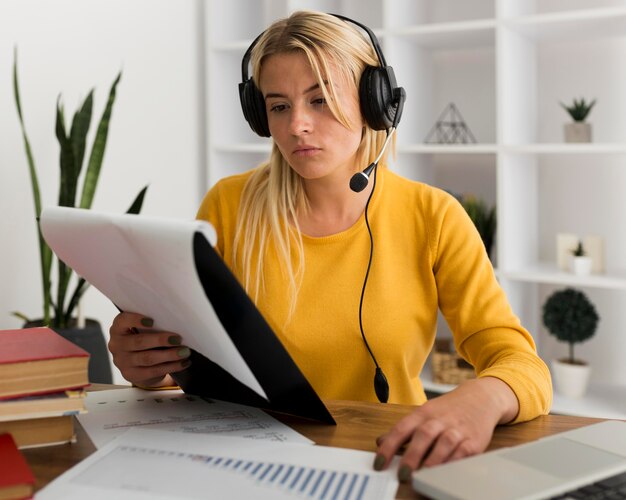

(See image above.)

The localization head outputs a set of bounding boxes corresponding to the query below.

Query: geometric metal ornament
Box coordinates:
[424,102,477,144]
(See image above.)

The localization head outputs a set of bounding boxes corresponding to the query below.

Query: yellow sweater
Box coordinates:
[197,167,552,423]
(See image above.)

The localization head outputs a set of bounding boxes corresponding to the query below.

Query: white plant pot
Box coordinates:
[564,122,592,143]
[570,255,593,275]
[551,358,591,399]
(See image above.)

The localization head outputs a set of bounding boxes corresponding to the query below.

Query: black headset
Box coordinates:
[238,13,405,138]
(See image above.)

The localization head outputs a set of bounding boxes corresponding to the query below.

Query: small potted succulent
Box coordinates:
[560,97,596,143]
[542,288,599,398]
[569,240,592,276]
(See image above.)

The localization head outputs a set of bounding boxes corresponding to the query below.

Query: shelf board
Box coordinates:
[497,263,626,291]
[399,144,626,155]
[502,143,626,154]
[393,19,496,49]
[422,370,626,420]
[399,143,497,154]
[506,7,626,43]
[551,384,626,420]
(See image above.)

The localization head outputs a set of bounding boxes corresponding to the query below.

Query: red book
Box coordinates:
[0,432,35,499]
[0,327,89,400]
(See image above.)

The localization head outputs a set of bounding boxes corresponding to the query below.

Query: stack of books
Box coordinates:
[0,327,90,448]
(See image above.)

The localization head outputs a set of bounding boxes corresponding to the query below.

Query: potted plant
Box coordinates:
[542,287,599,398]
[569,240,592,276]
[560,97,596,143]
[460,195,496,260]
[12,51,148,383]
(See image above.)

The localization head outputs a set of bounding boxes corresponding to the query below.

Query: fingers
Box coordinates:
[108,312,191,387]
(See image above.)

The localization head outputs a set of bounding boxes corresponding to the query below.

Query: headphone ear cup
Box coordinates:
[239,79,271,137]
[359,66,397,131]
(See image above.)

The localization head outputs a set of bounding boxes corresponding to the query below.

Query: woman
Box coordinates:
[108,10,552,482]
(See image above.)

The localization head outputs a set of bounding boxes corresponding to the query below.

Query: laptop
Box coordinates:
[412,419,626,500]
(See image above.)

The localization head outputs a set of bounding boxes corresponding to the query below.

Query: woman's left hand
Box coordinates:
[373,377,519,483]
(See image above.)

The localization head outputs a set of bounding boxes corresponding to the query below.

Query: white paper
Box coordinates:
[40,206,266,400]
[78,388,312,448]
[38,427,399,500]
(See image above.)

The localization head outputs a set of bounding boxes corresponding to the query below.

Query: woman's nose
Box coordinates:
[288,104,313,135]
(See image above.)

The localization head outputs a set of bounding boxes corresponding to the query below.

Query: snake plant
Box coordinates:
[13,49,148,328]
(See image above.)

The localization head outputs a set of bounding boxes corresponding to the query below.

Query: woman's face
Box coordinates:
[259,51,363,184]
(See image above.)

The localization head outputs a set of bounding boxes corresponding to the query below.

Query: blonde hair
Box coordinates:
[233,11,394,317]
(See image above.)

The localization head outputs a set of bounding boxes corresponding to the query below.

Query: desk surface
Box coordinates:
[23,384,603,499]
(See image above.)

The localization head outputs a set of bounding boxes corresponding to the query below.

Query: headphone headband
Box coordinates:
[239,12,405,137]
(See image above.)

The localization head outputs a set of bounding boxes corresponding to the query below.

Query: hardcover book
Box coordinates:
[0,415,75,449]
[0,390,86,422]
[0,433,35,498]
[0,328,90,400]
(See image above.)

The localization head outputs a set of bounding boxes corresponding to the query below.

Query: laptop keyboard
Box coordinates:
[552,470,626,499]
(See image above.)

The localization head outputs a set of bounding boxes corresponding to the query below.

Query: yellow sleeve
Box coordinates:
[431,194,552,423]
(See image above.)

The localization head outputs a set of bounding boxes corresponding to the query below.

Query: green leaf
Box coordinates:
[55,99,78,207]
[79,71,122,209]
[11,311,32,323]
[13,47,52,323]
[70,91,94,186]
[126,185,149,214]
[64,277,89,326]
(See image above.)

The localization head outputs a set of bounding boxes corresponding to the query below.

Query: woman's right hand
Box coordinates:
[108,312,192,388]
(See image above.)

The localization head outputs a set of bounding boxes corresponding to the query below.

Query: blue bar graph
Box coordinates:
[115,445,386,500]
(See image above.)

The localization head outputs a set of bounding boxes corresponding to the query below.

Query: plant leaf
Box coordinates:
[13,47,53,324]
[55,99,78,207]
[126,184,149,214]
[70,90,94,187]
[79,71,122,209]
[64,277,89,326]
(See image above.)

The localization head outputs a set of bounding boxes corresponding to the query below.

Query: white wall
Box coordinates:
[0,0,205,384]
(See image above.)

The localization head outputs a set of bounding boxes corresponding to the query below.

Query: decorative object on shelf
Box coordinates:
[560,97,596,143]
[459,194,496,260]
[556,233,579,270]
[583,235,605,273]
[12,50,148,383]
[569,240,593,276]
[430,338,475,385]
[542,288,600,398]
[424,102,477,144]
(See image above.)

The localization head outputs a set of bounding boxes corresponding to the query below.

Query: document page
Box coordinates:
[38,427,399,500]
[78,388,312,448]
[40,207,266,399]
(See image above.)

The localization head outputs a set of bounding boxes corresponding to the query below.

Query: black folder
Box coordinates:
[173,232,335,424]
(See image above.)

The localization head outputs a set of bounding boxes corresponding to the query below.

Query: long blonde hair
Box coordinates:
[233,11,393,317]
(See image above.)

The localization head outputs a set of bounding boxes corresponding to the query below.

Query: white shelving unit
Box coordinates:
[204,0,626,418]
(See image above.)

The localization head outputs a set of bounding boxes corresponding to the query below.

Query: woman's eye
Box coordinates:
[312,97,326,106]
[269,103,288,113]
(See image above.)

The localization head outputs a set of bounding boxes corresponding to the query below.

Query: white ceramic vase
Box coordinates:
[570,255,593,275]
[551,358,591,399]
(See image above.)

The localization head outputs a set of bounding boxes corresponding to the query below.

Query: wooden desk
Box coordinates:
[23,384,603,499]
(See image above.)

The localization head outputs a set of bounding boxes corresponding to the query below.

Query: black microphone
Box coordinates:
[350,88,406,193]
[349,163,376,193]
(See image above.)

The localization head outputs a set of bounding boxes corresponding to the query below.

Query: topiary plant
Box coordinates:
[542,288,599,365]
[560,98,596,122]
